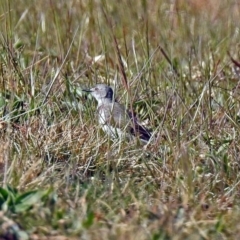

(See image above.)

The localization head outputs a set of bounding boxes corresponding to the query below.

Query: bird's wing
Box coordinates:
[99,102,151,141]
[127,110,151,141]
[112,103,151,141]
[111,103,131,128]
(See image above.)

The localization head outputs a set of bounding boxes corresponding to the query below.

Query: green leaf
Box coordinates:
[0,187,10,202]
[82,211,94,229]
[14,190,47,213]
[0,93,6,108]
[0,186,16,210]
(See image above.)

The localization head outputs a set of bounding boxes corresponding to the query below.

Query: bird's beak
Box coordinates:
[82,89,92,93]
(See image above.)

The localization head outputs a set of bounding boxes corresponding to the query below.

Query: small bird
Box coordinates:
[83,84,151,143]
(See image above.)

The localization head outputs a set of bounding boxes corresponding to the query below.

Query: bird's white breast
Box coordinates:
[97,104,131,140]
[98,106,109,125]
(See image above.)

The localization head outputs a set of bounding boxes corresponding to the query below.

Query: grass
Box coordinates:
[1,0,240,239]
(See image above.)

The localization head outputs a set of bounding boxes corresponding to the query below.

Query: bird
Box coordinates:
[83,84,151,143]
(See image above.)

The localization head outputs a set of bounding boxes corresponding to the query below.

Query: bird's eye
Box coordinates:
[95,88,99,91]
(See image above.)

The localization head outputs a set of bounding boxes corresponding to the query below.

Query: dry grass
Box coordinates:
[1,0,240,239]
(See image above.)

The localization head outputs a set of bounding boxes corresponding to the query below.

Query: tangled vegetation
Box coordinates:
[1,0,240,239]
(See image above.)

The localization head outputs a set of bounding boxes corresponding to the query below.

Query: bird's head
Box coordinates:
[84,84,114,102]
